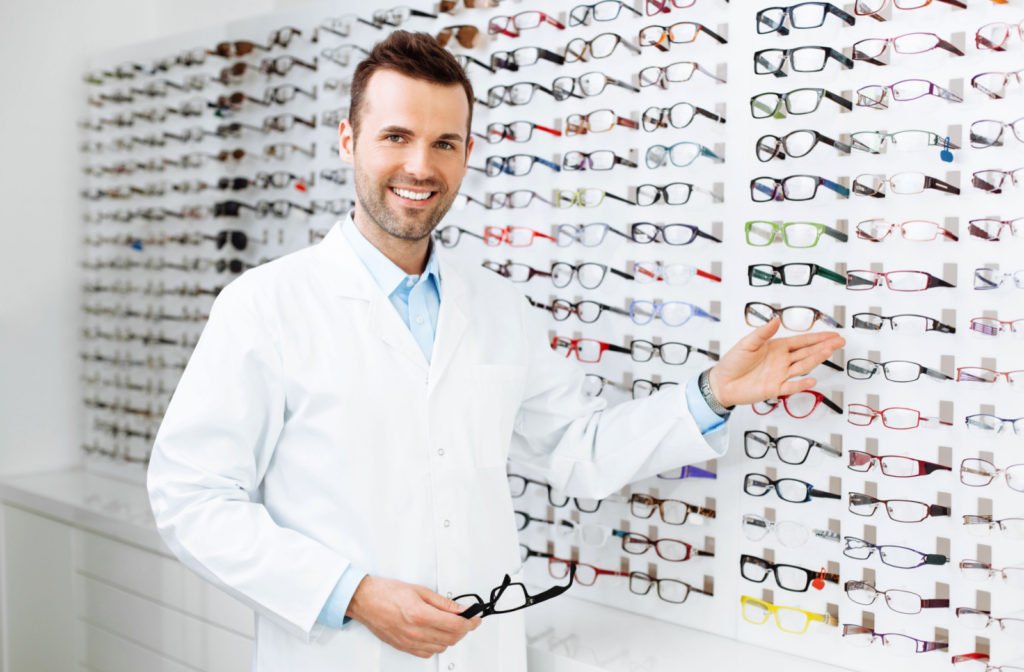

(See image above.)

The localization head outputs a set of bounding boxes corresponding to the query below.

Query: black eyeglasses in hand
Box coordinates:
[455,564,576,619]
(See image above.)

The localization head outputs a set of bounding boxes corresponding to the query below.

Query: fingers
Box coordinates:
[778,376,817,397]
[776,330,845,353]
[416,587,480,634]
[739,317,781,348]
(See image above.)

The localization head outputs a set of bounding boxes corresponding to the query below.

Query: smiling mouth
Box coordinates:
[390,186,437,202]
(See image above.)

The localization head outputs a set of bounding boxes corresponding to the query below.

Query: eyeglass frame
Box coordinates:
[743,472,842,503]
[842,536,949,568]
[454,564,575,619]
[743,429,840,465]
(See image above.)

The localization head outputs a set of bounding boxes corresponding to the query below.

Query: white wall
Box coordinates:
[0,0,309,475]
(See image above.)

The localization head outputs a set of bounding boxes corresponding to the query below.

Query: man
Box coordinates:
[147,31,843,672]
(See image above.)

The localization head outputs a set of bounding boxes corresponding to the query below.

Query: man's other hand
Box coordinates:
[710,318,845,409]
[346,575,482,658]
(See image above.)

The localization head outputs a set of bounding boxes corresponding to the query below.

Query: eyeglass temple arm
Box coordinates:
[813,440,841,457]
[525,296,553,312]
[680,465,717,479]
[922,460,952,475]
[826,3,855,25]
[921,598,950,608]
[924,175,960,195]
[810,488,841,500]
[825,89,854,111]
[693,227,722,243]
[815,528,840,542]
[926,273,956,289]
[815,266,847,285]
[601,303,631,317]
[821,177,850,198]
[929,504,952,517]
[931,82,963,102]
[692,304,720,322]
[606,192,636,206]
[924,553,949,566]
[820,395,843,414]
[701,24,728,44]
[921,366,952,381]
[608,75,640,93]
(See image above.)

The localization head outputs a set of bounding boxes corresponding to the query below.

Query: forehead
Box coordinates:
[360,69,469,137]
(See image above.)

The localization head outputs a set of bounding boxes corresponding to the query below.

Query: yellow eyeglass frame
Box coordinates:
[740,595,838,634]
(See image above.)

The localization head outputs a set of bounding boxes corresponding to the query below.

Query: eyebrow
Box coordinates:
[380,125,465,145]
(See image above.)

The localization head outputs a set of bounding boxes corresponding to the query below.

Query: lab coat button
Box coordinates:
[443,519,450,527]
[415,316,424,324]
[449,664,455,670]
[437,448,445,456]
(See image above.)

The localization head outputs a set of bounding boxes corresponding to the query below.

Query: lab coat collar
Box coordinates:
[315,219,471,381]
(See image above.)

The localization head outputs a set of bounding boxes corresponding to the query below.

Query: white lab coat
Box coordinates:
[147,220,728,672]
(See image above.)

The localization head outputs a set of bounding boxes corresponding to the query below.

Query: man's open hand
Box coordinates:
[709,318,844,408]
[346,576,481,659]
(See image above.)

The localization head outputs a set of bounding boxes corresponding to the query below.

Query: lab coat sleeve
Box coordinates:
[507,296,729,500]
[147,279,350,639]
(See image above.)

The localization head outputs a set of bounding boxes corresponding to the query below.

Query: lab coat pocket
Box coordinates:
[473,364,527,468]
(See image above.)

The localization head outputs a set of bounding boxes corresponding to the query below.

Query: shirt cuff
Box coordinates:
[685,374,728,435]
[317,565,368,629]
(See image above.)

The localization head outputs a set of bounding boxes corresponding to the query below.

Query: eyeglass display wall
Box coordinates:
[77,0,1024,670]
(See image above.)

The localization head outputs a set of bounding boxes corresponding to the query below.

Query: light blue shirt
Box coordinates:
[317,216,726,628]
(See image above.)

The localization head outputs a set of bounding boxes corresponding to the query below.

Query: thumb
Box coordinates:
[740,317,781,348]
[418,586,464,614]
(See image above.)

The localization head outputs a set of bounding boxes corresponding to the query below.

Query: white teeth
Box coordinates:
[393,187,432,201]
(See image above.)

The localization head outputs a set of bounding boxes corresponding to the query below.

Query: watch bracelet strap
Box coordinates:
[699,368,733,417]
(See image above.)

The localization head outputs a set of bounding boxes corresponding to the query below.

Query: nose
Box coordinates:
[400,140,436,182]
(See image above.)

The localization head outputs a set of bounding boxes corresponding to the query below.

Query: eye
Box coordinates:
[385,134,405,143]
[436,141,455,150]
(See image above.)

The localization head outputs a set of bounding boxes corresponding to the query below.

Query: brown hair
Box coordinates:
[349,30,474,146]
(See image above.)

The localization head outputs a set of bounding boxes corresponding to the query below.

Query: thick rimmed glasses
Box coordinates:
[454,565,575,619]
[850,129,953,154]
[970,316,1024,337]
[484,226,556,247]
[856,79,962,108]
[555,262,631,288]
[630,493,715,525]
[846,269,954,291]
[490,46,565,71]
[645,142,723,168]
[966,414,1024,435]
[556,223,631,246]
[853,32,963,64]
[853,172,960,197]
[843,536,948,568]
[756,129,850,161]
[961,458,1024,491]
[564,32,641,61]
[508,473,602,512]
[972,70,1024,99]
[636,182,722,206]
[848,492,950,522]
[639,61,726,88]
[549,557,627,586]
[630,222,721,245]
[630,572,711,604]
[848,451,951,477]
[855,0,965,16]
[856,219,958,242]
[638,22,728,50]
[566,109,638,135]
[621,531,713,561]
[751,175,849,201]
[754,46,852,76]
[743,473,840,502]
[552,72,639,100]
[555,188,635,208]
[744,430,840,465]
[745,221,847,247]
[973,167,1024,194]
[479,154,560,177]
[484,82,562,108]
[569,0,642,25]
[530,297,629,323]
[642,103,725,132]
[842,625,948,654]
[487,190,552,209]
[971,118,1024,148]
[629,300,719,327]
[958,366,1024,386]
[751,88,852,118]
[748,263,845,287]
[634,261,721,285]
[976,20,1024,51]
[853,312,955,334]
[753,392,842,418]
[969,218,1024,241]
[848,403,950,429]
[478,120,561,144]
[741,554,839,592]
[745,302,841,331]
[756,3,854,35]
[956,608,1024,632]
[551,336,629,363]
[845,580,948,614]
[741,514,839,547]
[960,560,1024,587]
[846,358,950,382]
[633,380,680,399]
[563,150,637,171]
[741,596,838,633]
[630,339,718,365]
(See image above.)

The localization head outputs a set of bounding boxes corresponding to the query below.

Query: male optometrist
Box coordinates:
[148,31,844,672]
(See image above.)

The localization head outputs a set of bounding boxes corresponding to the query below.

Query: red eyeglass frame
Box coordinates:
[752,391,842,418]
[483,225,557,247]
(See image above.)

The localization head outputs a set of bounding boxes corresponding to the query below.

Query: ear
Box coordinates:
[338,118,355,165]
[465,133,474,164]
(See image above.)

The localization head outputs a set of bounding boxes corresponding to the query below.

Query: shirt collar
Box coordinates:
[341,211,440,297]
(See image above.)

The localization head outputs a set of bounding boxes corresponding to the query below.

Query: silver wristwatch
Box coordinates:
[698,368,733,418]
